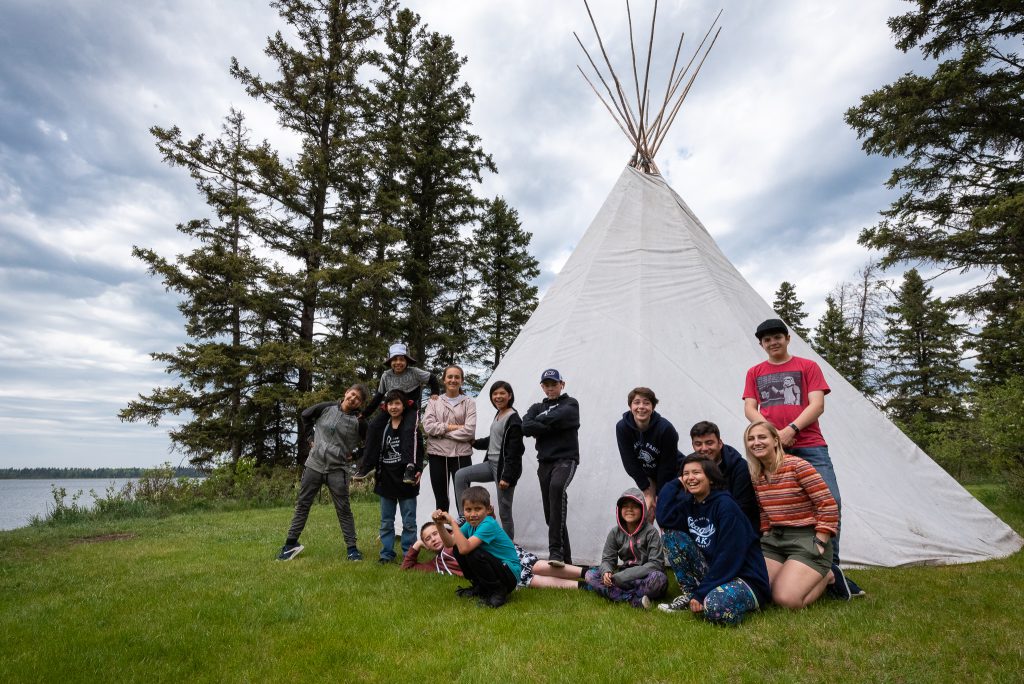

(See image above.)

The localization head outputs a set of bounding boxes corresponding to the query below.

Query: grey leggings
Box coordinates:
[285,467,357,547]
[453,459,516,539]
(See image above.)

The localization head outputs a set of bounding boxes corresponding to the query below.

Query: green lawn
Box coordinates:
[1,486,1022,683]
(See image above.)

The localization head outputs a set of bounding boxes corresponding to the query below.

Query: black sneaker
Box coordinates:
[378,555,395,565]
[402,463,418,485]
[347,547,363,561]
[827,563,852,600]
[478,592,509,609]
[455,586,478,598]
[276,543,304,561]
[658,595,691,613]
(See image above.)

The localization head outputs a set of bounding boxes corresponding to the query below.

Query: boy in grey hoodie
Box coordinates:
[582,487,667,608]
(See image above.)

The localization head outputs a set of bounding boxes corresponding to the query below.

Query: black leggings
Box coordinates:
[428,454,472,513]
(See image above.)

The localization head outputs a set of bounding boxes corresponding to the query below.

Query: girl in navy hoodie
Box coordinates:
[655,455,770,625]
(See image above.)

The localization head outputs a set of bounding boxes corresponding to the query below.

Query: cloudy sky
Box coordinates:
[0,0,938,468]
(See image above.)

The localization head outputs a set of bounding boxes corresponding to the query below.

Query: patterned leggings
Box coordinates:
[583,567,667,607]
[663,529,759,626]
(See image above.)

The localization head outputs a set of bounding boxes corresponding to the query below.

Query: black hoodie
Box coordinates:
[615,410,680,493]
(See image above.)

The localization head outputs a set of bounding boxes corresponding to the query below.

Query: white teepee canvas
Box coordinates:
[464,165,1022,567]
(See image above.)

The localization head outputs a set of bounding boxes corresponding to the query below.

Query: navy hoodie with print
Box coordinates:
[678,443,760,532]
[615,410,680,493]
[656,483,770,605]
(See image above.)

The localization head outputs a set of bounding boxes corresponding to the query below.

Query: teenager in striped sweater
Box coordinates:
[745,420,839,609]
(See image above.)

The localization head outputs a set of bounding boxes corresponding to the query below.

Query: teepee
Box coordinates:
[454,2,1024,567]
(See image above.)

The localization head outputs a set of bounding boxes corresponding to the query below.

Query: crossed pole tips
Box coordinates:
[575,0,722,175]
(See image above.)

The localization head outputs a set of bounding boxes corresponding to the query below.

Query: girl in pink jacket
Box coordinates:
[421,365,477,512]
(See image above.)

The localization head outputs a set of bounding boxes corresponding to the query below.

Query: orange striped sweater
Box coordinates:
[754,455,839,536]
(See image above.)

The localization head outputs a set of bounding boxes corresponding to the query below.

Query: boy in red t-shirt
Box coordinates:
[742,318,865,599]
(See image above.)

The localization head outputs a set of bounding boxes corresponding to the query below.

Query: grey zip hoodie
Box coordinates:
[598,487,666,585]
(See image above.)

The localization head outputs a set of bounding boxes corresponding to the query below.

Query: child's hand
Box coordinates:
[447,423,462,432]
[689,598,703,613]
[414,471,422,485]
[498,480,510,490]
[431,509,451,524]
[429,394,439,401]
[412,540,423,551]
[601,571,614,587]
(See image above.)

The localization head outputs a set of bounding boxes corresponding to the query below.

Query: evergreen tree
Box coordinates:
[228,0,395,464]
[879,269,970,451]
[812,295,866,390]
[471,197,540,370]
[771,281,809,338]
[971,275,1024,386]
[845,1,1024,323]
[396,29,496,365]
[120,110,290,468]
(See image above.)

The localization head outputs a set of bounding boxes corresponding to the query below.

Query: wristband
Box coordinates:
[788,422,801,434]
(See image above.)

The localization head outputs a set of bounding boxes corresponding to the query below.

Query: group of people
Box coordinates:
[277,318,865,622]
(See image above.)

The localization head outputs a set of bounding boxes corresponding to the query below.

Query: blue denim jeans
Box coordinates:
[787,445,842,563]
[379,496,417,561]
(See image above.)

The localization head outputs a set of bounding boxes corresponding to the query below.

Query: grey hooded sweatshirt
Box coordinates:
[598,487,666,586]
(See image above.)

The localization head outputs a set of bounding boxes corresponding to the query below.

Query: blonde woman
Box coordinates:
[745,420,839,609]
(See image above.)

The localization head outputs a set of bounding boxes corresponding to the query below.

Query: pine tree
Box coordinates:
[396,29,496,366]
[471,197,540,370]
[845,1,1024,320]
[880,269,970,451]
[971,275,1024,387]
[771,281,809,338]
[812,295,866,389]
[120,110,289,468]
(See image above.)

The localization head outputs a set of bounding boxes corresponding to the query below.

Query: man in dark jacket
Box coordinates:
[521,368,580,566]
[686,421,760,532]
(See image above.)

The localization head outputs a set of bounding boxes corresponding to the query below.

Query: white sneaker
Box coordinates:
[640,595,651,610]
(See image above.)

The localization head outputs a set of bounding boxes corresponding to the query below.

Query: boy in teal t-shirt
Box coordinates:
[432,486,520,608]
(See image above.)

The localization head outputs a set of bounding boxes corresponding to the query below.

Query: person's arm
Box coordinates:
[616,421,652,492]
[498,416,525,487]
[778,390,825,447]
[300,401,334,444]
[794,460,839,538]
[361,392,384,420]
[420,401,447,437]
[599,529,619,586]
[654,479,688,530]
[743,397,762,424]
[613,527,665,584]
[472,436,490,451]
[654,424,681,494]
[432,510,482,554]
[519,403,544,436]
[400,541,430,571]
[446,399,476,442]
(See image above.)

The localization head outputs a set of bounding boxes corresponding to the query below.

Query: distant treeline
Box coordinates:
[0,467,204,480]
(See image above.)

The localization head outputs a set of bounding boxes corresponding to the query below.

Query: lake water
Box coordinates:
[0,478,138,531]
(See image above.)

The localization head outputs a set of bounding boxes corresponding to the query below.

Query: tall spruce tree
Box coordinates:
[397,29,495,365]
[771,281,810,338]
[812,295,867,390]
[845,2,1024,378]
[120,110,290,467]
[471,197,540,370]
[228,0,395,464]
[880,269,970,452]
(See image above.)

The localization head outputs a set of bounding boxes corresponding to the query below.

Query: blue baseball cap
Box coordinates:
[540,369,565,383]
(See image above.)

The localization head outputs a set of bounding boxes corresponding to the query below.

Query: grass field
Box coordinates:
[1,486,1022,683]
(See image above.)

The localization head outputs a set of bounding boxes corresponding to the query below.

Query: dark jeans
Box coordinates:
[537,459,577,563]
[453,546,517,598]
[786,445,843,563]
[428,454,471,513]
[285,466,357,547]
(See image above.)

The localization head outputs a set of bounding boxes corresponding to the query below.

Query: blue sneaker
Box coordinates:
[276,543,304,561]
[845,574,867,598]
[827,563,852,600]
[347,547,363,561]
